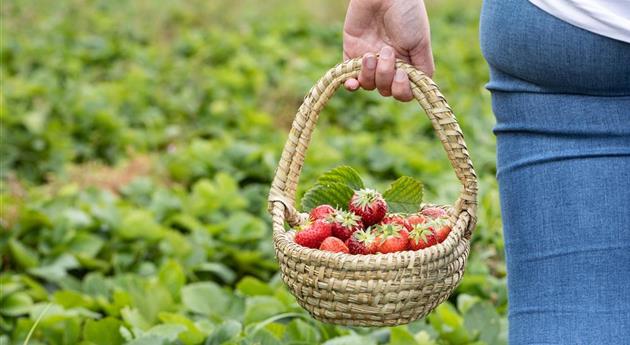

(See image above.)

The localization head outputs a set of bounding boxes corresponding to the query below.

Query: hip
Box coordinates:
[479,0,630,96]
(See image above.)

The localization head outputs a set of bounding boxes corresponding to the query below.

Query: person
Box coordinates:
[342,0,630,343]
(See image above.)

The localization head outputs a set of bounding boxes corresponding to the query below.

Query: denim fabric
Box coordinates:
[479,1,630,344]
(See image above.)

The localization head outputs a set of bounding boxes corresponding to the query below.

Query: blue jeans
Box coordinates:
[480,1,630,344]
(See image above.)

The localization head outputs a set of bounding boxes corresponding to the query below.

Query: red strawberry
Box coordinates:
[294,219,332,248]
[375,223,409,254]
[309,204,336,221]
[408,222,437,250]
[345,229,378,255]
[429,219,452,243]
[349,189,387,226]
[319,237,349,253]
[330,210,364,241]
[421,207,448,219]
[406,214,427,228]
[381,214,412,231]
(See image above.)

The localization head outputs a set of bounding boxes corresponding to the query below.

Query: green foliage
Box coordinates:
[83,317,126,345]
[1,0,507,344]
[301,166,363,211]
[301,183,355,211]
[382,176,424,213]
[317,166,365,191]
[301,166,425,214]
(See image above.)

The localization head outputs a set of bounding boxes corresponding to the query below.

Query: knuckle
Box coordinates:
[359,71,374,81]
[377,61,394,72]
[359,78,375,90]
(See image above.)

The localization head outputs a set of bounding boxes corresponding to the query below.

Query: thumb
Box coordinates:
[408,40,435,78]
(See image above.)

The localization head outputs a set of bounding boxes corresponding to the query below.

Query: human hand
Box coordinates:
[343,0,434,101]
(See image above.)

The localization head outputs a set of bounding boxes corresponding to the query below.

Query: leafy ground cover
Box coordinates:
[0,0,506,344]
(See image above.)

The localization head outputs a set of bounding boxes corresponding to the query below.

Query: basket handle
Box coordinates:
[268,58,478,237]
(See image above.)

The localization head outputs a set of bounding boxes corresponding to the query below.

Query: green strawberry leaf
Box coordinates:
[0,292,33,316]
[463,301,501,345]
[236,276,274,296]
[317,166,364,191]
[8,238,39,269]
[82,317,125,345]
[301,183,354,211]
[383,176,423,213]
[389,326,418,345]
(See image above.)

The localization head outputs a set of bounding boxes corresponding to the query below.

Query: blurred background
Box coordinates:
[0,0,506,344]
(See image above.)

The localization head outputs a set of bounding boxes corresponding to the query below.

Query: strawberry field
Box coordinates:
[0,0,506,344]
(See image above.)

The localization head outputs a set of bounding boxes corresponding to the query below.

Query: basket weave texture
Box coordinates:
[268,58,478,327]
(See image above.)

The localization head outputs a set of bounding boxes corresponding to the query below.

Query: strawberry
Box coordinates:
[408,222,437,250]
[309,204,336,221]
[406,214,427,228]
[381,214,412,231]
[348,189,387,226]
[294,219,332,248]
[429,219,452,243]
[345,229,378,255]
[319,237,349,253]
[375,223,409,254]
[421,207,448,219]
[330,210,364,241]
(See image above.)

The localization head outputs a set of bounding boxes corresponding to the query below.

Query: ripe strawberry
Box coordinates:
[330,210,364,241]
[375,223,409,254]
[345,229,378,255]
[319,237,349,253]
[406,214,427,228]
[381,214,412,231]
[408,223,437,250]
[421,207,448,219]
[349,189,387,226]
[309,204,336,221]
[430,219,452,243]
[294,219,332,248]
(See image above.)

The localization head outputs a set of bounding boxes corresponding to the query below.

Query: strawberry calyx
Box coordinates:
[352,228,377,244]
[333,210,361,227]
[409,223,433,244]
[428,217,449,229]
[295,219,313,232]
[351,188,383,210]
[375,223,405,240]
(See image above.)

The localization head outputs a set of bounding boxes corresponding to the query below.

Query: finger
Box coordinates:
[344,78,360,91]
[391,69,414,102]
[358,53,377,90]
[375,46,395,96]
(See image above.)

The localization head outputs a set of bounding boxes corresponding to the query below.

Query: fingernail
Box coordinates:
[365,55,376,69]
[395,69,406,82]
[381,46,393,58]
[346,79,359,90]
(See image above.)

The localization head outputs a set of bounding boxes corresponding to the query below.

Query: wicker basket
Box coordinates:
[267,58,478,327]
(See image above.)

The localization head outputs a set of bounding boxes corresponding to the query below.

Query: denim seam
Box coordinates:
[496,150,630,178]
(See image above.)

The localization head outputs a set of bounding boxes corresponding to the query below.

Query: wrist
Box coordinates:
[350,0,395,9]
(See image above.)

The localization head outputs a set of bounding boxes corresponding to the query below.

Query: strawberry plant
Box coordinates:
[0,0,508,343]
